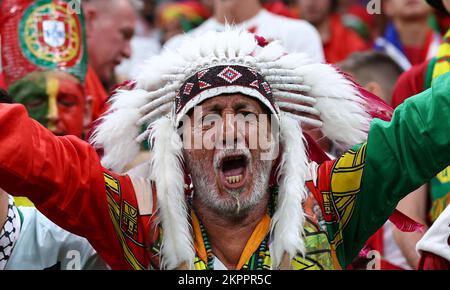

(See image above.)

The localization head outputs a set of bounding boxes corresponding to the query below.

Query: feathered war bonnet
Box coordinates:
[91,29,372,269]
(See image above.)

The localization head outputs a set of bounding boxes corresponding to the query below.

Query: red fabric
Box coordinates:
[391,61,428,108]
[263,2,297,19]
[0,73,6,90]
[365,228,385,256]
[304,133,331,164]
[1,0,40,86]
[418,251,450,270]
[389,209,425,233]
[404,46,426,66]
[356,85,393,121]
[403,31,436,66]
[0,103,147,269]
[306,161,339,223]
[324,15,369,64]
[347,4,375,30]
[436,12,450,35]
[85,65,109,122]
[358,226,408,270]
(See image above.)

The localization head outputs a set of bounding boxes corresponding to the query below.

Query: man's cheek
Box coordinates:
[202,127,219,150]
[60,107,83,131]
[28,106,48,126]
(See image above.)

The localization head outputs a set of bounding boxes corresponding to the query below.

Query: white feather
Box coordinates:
[271,113,308,268]
[295,63,370,147]
[275,53,314,69]
[255,40,286,62]
[149,117,195,269]
[90,89,149,172]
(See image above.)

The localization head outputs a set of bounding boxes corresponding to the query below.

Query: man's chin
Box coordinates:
[211,189,256,215]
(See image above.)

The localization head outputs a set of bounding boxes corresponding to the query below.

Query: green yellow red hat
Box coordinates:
[0,0,87,87]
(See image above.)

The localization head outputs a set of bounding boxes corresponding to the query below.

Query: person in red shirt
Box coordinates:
[374,0,441,71]
[392,0,450,107]
[297,0,369,63]
[389,0,450,271]
[0,73,6,90]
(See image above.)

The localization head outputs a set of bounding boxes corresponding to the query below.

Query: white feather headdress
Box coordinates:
[91,28,370,269]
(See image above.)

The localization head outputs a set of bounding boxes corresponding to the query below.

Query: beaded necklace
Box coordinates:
[198,220,269,270]
[197,187,277,270]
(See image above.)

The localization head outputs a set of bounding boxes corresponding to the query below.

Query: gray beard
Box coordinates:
[185,150,273,219]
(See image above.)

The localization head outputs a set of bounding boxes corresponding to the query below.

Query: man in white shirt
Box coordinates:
[164,0,324,63]
[0,189,109,270]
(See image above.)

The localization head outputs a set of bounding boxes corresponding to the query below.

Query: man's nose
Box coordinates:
[221,114,243,148]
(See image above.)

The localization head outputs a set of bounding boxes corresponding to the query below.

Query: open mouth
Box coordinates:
[219,154,248,189]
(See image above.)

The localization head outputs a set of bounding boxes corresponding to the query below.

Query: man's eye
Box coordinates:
[239,111,253,116]
[24,98,45,109]
[58,98,76,107]
[200,114,221,129]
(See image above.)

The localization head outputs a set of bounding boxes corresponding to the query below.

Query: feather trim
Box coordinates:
[271,113,308,268]
[90,89,149,172]
[149,117,195,269]
[295,63,371,148]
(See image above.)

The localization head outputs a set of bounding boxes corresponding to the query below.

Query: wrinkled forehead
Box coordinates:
[191,93,270,114]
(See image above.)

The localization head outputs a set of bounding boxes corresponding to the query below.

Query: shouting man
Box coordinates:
[0,29,449,270]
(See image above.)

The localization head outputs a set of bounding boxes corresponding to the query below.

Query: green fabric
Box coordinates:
[425,57,437,90]
[336,72,450,267]
[428,15,441,34]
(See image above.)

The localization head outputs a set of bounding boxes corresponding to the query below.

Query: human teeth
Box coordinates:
[226,175,242,184]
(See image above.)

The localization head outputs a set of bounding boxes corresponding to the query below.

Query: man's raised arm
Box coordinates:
[309,72,450,268]
[0,103,133,268]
